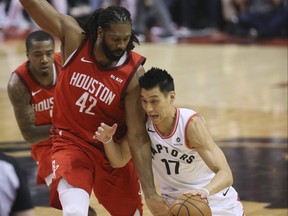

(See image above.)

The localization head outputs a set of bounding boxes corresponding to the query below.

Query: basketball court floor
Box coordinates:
[0,33,287,215]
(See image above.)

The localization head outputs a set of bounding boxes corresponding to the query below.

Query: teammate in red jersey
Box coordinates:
[7,30,61,187]
[7,30,97,216]
[18,1,169,216]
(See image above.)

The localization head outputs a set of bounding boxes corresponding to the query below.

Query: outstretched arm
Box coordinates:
[19,0,83,60]
[94,123,131,168]
[7,73,51,144]
[124,65,169,215]
[186,115,233,198]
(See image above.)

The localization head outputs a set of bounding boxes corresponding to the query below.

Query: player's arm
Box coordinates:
[187,115,233,197]
[93,123,132,168]
[125,65,169,215]
[7,73,52,144]
[19,0,83,60]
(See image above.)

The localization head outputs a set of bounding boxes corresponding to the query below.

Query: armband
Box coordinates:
[103,136,112,144]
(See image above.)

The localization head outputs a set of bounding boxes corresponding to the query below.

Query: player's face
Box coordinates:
[27,39,55,77]
[102,23,131,61]
[141,87,175,124]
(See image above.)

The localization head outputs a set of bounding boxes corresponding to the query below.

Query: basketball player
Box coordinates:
[7,30,60,187]
[19,1,168,215]
[95,68,245,215]
[7,30,97,216]
[0,151,34,216]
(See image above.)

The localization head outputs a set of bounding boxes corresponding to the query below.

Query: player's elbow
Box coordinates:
[23,135,37,144]
[226,169,234,186]
[109,160,129,168]
[227,177,233,187]
[21,130,38,144]
[110,163,125,168]
[218,168,233,188]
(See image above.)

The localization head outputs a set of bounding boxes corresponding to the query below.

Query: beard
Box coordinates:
[40,71,49,77]
[102,36,125,61]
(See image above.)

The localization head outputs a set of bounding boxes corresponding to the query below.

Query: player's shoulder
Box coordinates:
[125,65,144,92]
[130,50,145,58]
[179,108,205,128]
[54,52,61,59]
[7,72,28,101]
[13,61,29,74]
[130,51,146,66]
[54,52,62,65]
[7,71,24,89]
[135,64,145,76]
[179,108,197,117]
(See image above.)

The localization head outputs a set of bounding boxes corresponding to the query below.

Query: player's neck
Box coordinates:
[93,52,118,69]
[94,43,118,69]
[155,107,177,136]
[30,67,54,86]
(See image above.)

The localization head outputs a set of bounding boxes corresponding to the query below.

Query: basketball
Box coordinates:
[167,194,212,216]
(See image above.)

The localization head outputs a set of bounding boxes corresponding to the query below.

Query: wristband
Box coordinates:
[200,188,210,196]
[103,136,112,144]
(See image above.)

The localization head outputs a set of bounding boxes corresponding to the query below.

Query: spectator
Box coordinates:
[223,0,288,38]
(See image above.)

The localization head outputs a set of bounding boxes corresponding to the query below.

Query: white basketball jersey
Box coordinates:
[146,108,244,216]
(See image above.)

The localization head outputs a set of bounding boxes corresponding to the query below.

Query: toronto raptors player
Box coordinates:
[95,68,245,216]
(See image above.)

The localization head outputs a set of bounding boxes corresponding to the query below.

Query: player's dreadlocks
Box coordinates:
[77,6,140,57]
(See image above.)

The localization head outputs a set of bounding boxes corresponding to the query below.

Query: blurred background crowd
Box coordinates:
[0,0,287,43]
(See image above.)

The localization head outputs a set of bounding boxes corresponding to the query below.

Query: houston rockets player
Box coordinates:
[7,30,97,216]
[7,30,60,187]
[95,67,245,215]
[19,1,168,215]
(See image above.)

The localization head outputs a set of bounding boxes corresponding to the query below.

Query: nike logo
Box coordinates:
[31,89,42,96]
[223,187,230,196]
[81,57,93,63]
[147,128,155,133]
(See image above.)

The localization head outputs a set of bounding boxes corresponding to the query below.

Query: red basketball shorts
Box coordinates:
[31,140,53,185]
[50,130,143,215]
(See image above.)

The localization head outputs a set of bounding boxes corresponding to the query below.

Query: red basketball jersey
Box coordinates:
[14,53,62,126]
[14,53,62,184]
[52,37,146,143]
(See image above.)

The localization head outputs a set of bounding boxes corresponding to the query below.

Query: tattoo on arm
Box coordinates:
[8,74,51,143]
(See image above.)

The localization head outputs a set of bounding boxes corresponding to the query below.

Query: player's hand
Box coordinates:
[184,189,209,202]
[145,195,169,216]
[93,123,117,143]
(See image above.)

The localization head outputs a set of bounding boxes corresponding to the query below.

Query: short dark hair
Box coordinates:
[139,67,175,96]
[77,6,140,57]
[25,30,55,51]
